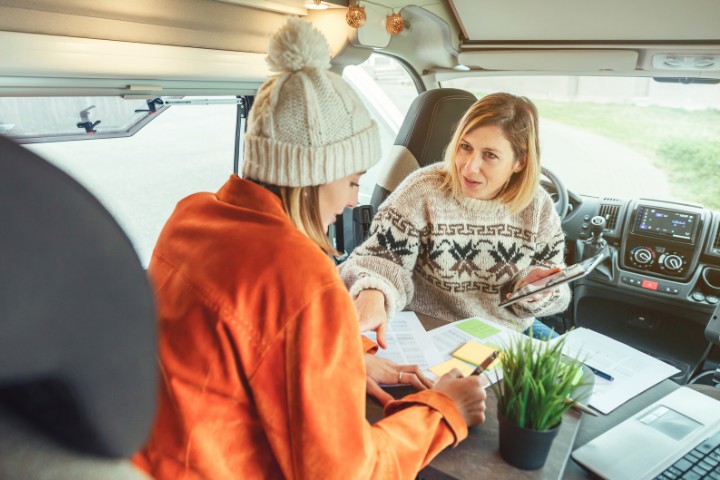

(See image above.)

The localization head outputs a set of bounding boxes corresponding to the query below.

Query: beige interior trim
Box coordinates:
[376,145,421,192]
[0,31,269,93]
[458,50,639,72]
[0,0,290,53]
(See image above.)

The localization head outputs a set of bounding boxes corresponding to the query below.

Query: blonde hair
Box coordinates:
[276,185,340,257]
[441,92,541,213]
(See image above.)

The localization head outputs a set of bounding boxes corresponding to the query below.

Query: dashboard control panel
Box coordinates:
[621,201,706,281]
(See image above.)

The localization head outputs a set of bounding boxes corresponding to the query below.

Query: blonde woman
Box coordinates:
[340,93,570,347]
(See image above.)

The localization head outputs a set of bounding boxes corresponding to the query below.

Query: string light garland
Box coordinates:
[345,0,406,35]
[385,12,404,35]
[346,5,367,28]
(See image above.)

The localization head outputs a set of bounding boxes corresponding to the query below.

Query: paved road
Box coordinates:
[540,119,671,201]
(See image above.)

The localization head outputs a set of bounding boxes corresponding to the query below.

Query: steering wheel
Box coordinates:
[541,166,569,220]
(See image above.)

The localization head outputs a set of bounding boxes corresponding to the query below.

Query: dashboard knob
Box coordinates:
[661,253,684,272]
[631,246,656,267]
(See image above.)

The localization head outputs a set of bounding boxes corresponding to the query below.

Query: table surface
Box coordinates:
[367,313,720,479]
[367,386,583,480]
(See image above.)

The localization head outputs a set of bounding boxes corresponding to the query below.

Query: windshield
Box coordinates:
[441,75,720,211]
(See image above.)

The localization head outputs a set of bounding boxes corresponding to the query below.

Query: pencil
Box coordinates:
[470,351,499,376]
[565,398,599,416]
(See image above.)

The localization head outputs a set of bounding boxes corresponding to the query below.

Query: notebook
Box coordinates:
[572,387,720,480]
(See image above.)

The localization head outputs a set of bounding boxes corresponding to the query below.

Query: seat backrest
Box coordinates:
[0,136,157,478]
[370,88,477,212]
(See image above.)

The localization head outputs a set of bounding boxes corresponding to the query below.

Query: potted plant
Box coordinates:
[489,332,587,470]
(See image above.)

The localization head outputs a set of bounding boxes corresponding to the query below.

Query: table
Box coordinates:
[366,313,720,479]
[366,386,582,479]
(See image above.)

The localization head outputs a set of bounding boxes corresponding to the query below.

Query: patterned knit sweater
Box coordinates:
[339,163,571,332]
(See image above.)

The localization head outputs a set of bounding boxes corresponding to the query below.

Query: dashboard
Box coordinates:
[559,193,720,382]
[563,195,720,309]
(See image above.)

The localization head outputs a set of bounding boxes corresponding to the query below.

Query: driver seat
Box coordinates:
[369,88,478,213]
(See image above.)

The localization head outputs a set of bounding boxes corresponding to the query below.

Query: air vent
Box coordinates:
[599,204,620,230]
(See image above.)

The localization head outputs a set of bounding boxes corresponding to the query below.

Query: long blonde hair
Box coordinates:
[441,92,541,213]
[276,185,340,257]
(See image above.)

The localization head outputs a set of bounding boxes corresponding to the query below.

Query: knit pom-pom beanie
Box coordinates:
[243,17,380,187]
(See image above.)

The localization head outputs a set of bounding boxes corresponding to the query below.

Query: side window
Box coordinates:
[343,54,419,203]
[10,96,240,266]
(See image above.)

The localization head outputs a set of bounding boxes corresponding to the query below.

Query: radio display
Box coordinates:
[633,206,699,242]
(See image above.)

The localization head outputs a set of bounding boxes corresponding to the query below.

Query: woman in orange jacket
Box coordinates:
[133,17,487,479]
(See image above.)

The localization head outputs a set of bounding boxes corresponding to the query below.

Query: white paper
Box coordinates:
[551,327,680,414]
[428,317,522,361]
[426,316,533,383]
[362,311,443,377]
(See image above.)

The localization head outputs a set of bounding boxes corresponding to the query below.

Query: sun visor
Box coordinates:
[458,50,639,72]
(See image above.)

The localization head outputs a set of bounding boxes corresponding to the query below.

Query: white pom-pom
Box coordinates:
[266,17,331,73]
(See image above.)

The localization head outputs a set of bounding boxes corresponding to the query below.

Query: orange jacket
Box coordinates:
[133,175,467,479]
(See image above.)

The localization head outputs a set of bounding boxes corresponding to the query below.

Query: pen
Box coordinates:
[565,398,599,416]
[586,364,614,381]
[471,351,499,376]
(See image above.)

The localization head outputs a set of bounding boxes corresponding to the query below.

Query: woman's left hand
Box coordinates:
[364,353,435,405]
[512,267,562,303]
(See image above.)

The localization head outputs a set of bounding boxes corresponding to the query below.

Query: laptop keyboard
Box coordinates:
[654,431,720,479]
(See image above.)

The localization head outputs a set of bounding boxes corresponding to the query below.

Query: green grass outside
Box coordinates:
[532,99,720,211]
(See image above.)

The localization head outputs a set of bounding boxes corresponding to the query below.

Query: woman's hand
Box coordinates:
[354,289,389,348]
[511,267,562,303]
[433,369,488,426]
[364,353,435,405]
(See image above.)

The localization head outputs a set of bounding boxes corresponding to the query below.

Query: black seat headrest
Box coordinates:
[370,88,477,211]
[0,135,157,457]
[395,88,478,168]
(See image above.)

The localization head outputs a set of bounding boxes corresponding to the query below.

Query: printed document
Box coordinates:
[362,311,443,377]
[427,317,533,383]
[550,327,680,414]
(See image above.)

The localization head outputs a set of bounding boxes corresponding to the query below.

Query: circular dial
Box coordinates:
[659,252,684,272]
[630,246,656,268]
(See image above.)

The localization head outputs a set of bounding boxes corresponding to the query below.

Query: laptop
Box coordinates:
[572,387,720,480]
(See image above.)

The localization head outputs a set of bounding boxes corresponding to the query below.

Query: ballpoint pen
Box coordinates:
[471,350,499,376]
[585,364,614,381]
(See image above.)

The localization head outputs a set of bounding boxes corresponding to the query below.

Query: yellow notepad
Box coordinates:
[452,341,502,370]
[429,357,476,377]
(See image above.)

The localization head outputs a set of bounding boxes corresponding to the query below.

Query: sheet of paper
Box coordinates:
[362,311,443,377]
[427,317,531,384]
[551,327,680,414]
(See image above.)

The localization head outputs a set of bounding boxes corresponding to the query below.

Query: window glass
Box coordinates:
[18,96,239,266]
[441,76,720,211]
[0,96,166,141]
[343,54,419,203]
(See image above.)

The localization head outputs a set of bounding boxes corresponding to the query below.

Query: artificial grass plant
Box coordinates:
[490,332,587,431]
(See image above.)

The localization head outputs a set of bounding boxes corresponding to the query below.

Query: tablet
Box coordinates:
[498,253,606,307]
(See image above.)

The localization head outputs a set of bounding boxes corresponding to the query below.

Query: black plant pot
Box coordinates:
[497,410,561,470]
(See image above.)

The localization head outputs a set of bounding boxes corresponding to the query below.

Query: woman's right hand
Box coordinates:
[433,369,487,426]
[354,289,389,349]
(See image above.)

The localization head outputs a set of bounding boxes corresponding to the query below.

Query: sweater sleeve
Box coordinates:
[281,284,466,479]
[338,204,421,319]
[510,193,572,318]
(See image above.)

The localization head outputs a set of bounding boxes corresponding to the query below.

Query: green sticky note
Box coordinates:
[456,318,501,339]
